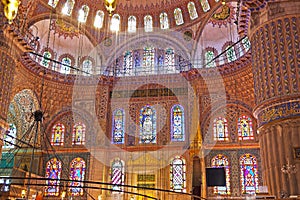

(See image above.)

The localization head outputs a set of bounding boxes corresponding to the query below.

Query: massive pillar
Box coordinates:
[250,1,300,197]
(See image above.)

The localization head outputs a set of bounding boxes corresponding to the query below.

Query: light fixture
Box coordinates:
[1,0,21,24]
[21,189,26,198]
[104,0,116,16]
[61,191,66,198]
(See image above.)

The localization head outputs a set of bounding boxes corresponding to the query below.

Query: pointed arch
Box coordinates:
[211,154,231,194]
[174,8,184,25]
[94,10,104,28]
[240,154,259,194]
[60,57,71,74]
[111,14,121,32]
[78,5,89,23]
[200,0,211,12]
[213,117,229,141]
[69,157,86,196]
[51,123,65,146]
[170,156,186,192]
[62,0,75,16]
[187,2,198,20]
[171,104,185,142]
[128,15,137,33]
[140,105,156,143]
[238,115,254,140]
[110,158,125,193]
[72,122,86,145]
[144,15,153,32]
[44,158,62,196]
[112,109,125,144]
[160,12,169,29]
[48,0,59,8]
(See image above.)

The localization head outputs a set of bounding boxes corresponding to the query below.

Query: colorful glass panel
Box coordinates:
[48,0,59,8]
[171,105,185,142]
[187,2,198,20]
[78,5,89,23]
[226,46,237,62]
[205,50,216,68]
[94,10,104,28]
[143,47,155,74]
[238,115,254,140]
[72,122,86,145]
[3,124,16,149]
[61,57,71,74]
[62,0,75,16]
[110,158,125,193]
[123,51,133,76]
[200,0,211,12]
[211,154,231,194]
[45,158,62,196]
[170,156,186,192]
[112,109,125,144]
[128,16,137,33]
[140,105,156,143]
[160,12,169,29]
[144,15,153,32]
[69,157,86,196]
[213,117,229,141]
[110,14,121,32]
[242,37,251,52]
[174,8,184,25]
[240,154,259,194]
[51,123,65,146]
[41,51,51,68]
[165,48,175,73]
[82,59,93,76]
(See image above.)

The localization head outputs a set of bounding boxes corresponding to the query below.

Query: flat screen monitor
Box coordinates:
[206,167,226,186]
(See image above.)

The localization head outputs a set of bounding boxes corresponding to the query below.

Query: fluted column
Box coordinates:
[250,0,300,197]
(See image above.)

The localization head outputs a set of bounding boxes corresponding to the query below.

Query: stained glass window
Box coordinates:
[112,109,125,144]
[171,105,184,142]
[51,123,65,146]
[240,154,259,194]
[69,157,86,196]
[174,8,184,25]
[143,47,155,74]
[62,0,75,16]
[123,51,133,76]
[187,2,198,20]
[48,0,59,8]
[110,158,125,193]
[226,46,237,62]
[200,0,211,12]
[82,59,93,76]
[238,115,254,140]
[41,51,51,68]
[213,117,229,141]
[144,15,153,32]
[165,48,175,73]
[205,50,216,68]
[78,5,89,23]
[94,10,104,28]
[128,16,137,33]
[61,57,71,74]
[140,105,156,143]
[242,37,251,52]
[45,158,62,196]
[211,154,231,194]
[3,124,16,149]
[110,14,121,32]
[72,122,86,145]
[160,12,169,30]
[170,156,186,192]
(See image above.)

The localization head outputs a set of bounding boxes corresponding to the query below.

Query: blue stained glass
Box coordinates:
[45,158,62,196]
[226,46,237,62]
[165,48,175,73]
[41,51,51,67]
[238,115,254,140]
[171,105,184,141]
[123,51,133,76]
[112,109,125,144]
[140,105,156,143]
[3,124,16,148]
[61,57,71,74]
[240,154,259,194]
[69,157,86,196]
[205,51,216,68]
[143,47,155,74]
[72,122,86,145]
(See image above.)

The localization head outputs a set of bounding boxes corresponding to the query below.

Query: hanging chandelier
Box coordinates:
[104,0,116,16]
[1,0,21,24]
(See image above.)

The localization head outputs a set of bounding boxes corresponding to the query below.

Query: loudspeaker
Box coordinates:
[206,167,226,186]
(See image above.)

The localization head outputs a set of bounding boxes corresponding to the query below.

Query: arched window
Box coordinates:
[44,158,62,196]
[205,50,216,68]
[174,8,184,25]
[226,45,237,62]
[3,124,16,149]
[72,122,86,145]
[170,156,186,192]
[140,105,156,143]
[171,105,184,142]
[128,16,137,33]
[110,14,120,32]
[238,115,254,140]
[61,57,71,74]
[144,15,153,32]
[200,0,211,12]
[62,0,75,16]
[51,123,65,146]
[110,158,125,193]
[240,154,259,194]
[82,59,93,76]
[143,47,155,74]
[123,51,133,76]
[69,157,86,196]
[165,48,175,73]
[187,2,198,20]
[211,154,231,194]
[78,5,89,23]
[160,12,169,30]
[48,0,59,8]
[242,37,251,52]
[112,109,125,144]
[94,10,104,28]
[213,117,229,141]
[41,51,51,68]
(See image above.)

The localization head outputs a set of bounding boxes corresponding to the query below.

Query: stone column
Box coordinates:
[250,0,300,197]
